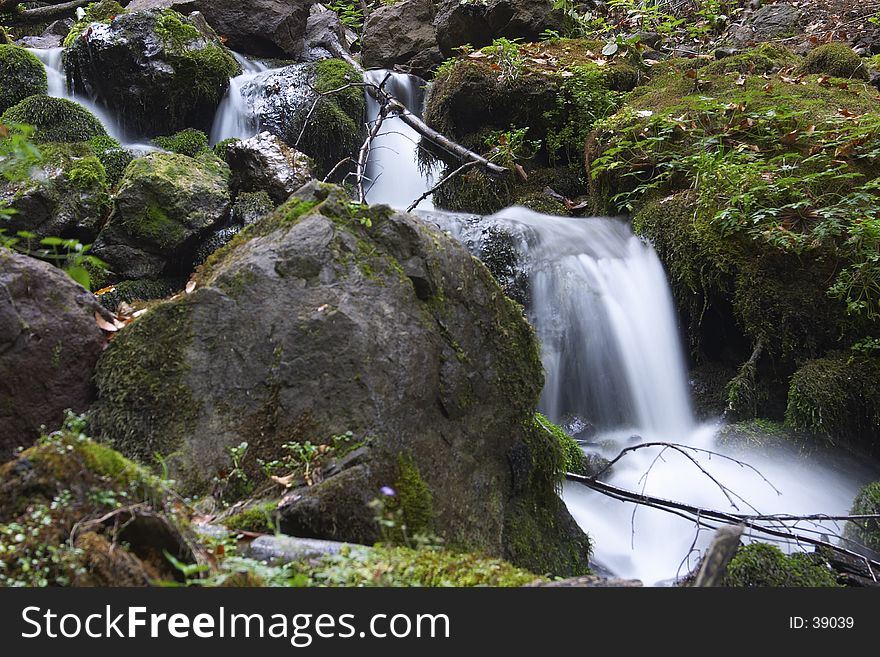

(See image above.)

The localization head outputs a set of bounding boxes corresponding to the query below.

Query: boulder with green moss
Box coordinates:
[153,128,209,157]
[93,151,231,279]
[63,8,241,136]
[92,181,591,576]
[0,141,111,240]
[0,251,106,457]
[722,543,841,587]
[239,59,365,177]
[0,413,194,586]
[0,44,48,114]
[225,131,314,204]
[785,354,880,450]
[1,95,107,143]
[798,43,868,80]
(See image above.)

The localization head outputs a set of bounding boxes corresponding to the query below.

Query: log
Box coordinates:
[692,524,744,587]
[8,0,93,24]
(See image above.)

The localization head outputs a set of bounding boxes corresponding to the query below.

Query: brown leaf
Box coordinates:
[95,312,120,333]
[94,285,116,296]
[271,473,298,489]
[514,163,528,181]
[762,83,773,93]
[817,75,830,86]
[782,129,800,145]
[836,82,849,91]
[685,69,697,80]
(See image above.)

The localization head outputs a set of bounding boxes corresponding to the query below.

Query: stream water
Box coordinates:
[28,51,879,584]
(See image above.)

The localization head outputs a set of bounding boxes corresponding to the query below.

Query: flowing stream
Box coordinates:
[26,51,879,583]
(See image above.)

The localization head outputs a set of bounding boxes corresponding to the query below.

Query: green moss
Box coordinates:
[785,354,880,448]
[93,299,200,466]
[393,455,434,538]
[213,137,239,159]
[535,413,585,475]
[799,43,868,80]
[705,44,798,75]
[153,128,209,157]
[515,192,568,215]
[0,45,48,114]
[62,0,126,48]
[1,96,106,143]
[722,543,841,587]
[223,501,279,533]
[844,481,880,553]
[155,9,201,50]
[307,545,542,587]
[89,135,133,187]
[232,190,275,224]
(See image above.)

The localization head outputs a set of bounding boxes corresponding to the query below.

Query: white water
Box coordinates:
[28,47,155,151]
[424,209,878,585]
[209,53,273,145]
[363,70,440,210]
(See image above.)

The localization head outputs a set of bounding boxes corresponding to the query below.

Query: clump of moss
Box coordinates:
[391,455,434,539]
[232,190,275,225]
[223,501,280,533]
[706,43,797,75]
[213,137,239,159]
[785,354,880,449]
[307,544,542,587]
[62,0,126,48]
[722,543,841,587]
[536,413,585,476]
[799,43,868,80]
[88,136,134,187]
[1,95,106,143]
[516,192,568,215]
[844,481,880,554]
[154,128,210,157]
[0,45,48,114]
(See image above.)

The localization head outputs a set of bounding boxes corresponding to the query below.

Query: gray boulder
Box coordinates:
[64,9,241,137]
[0,251,106,457]
[301,4,358,62]
[91,181,591,575]
[362,0,443,78]
[730,2,802,45]
[93,152,231,279]
[225,132,314,204]
[433,0,565,57]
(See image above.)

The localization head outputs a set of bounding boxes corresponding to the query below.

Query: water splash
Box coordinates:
[209,53,272,144]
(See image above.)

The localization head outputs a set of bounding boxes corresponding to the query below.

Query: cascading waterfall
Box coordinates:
[27,47,151,149]
[363,70,440,210]
[209,53,273,144]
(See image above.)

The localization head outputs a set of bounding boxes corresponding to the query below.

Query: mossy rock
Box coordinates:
[1,95,106,143]
[93,181,591,576]
[153,128,210,157]
[0,414,193,586]
[62,0,127,48]
[0,141,111,240]
[232,190,275,225]
[0,44,48,114]
[64,8,241,136]
[96,277,186,312]
[706,43,798,75]
[88,135,135,187]
[785,354,880,450]
[798,43,868,81]
[844,481,880,554]
[722,543,841,587]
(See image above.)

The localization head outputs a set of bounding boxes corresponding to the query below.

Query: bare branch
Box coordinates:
[405,161,477,213]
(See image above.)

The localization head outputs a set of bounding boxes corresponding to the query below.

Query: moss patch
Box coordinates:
[722,543,841,587]
[799,43,868,80]
[1,95,107,143]
[0,45,48,114]
[153,128,210,157]
[844,481,880,553]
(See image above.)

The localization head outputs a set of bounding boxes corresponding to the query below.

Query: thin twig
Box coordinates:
[405,161,477,213]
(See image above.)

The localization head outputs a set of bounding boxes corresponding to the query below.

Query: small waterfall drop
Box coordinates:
[209,53,272,144]
[363,70,439,210]
[424,209,878,585]
[27,47,151,149]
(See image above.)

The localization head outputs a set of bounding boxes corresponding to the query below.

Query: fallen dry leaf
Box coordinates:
[95,312,120,333]
[185,280,197,294]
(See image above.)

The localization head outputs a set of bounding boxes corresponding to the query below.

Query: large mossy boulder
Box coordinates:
[1,96,107,144]
[239,59,365,177]
[91,181,591,576]
[0,251,106,458]
[0,45,48,114]
[93,151,231,279]
[63,8,241,137]
[0,414,193,586]
[0,142,111,241]
[722,543,840,587]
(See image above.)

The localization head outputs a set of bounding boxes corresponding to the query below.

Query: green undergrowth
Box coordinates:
[722,543,841,587]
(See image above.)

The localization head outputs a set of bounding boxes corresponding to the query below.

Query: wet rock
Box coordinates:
[93,152,231,279]
[362,0,443,78]
[16,20,73,49]
[231,191,275,226]
[247,535,350,563]
[64,9,240,137]
[225,131,314,204]
[302,4,358,62]
[92,181,591,576]
[0,251,106,456]
[433,0,565,57]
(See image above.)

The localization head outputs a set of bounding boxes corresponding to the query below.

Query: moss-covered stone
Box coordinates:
[844,481,880,554]
[722,543,841,587]
[232,190,275,225]
[223,500,279,533]
[535,413,586,475]
[0,44,48,114]
[798,43,868,80]
[785,354,880,450]
[88,135,134,187]
[1,95,106,143]
[153,128,210,157]
[62,0,126,48]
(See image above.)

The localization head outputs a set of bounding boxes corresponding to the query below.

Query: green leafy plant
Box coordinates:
[483,127,540,169]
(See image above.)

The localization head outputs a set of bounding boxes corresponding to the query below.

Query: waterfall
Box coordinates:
[209,53,272,144]
[363,70,440,210]
[424,208,877,585]
[27,47,154,150]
